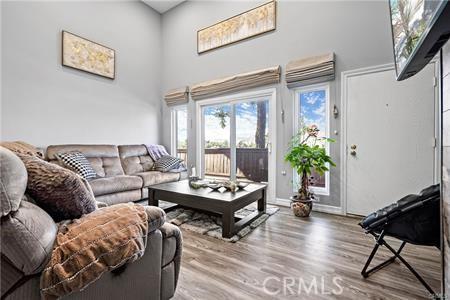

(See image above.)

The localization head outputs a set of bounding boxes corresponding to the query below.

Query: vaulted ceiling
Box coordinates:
[142,0,185,14]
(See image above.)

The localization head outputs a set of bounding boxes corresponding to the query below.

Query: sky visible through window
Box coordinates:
[298,89,327,188]
[299,90,326,138]
[176,109,187,149]
[203,100,269,148]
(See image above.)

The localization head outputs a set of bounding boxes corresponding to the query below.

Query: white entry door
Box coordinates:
[344,63,438,216]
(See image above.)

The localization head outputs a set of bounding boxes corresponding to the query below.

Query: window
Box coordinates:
[293,83,330,195]
[171,105,188,163]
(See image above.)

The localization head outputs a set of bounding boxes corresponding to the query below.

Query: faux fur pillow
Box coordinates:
[0,141,44,159]
[17,154,97,221]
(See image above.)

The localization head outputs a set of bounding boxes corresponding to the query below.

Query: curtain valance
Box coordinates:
[190,66,281,100]
[164,86,189,106]
[285,53,335,88]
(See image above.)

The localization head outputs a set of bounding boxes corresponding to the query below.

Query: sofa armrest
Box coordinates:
[159,223,182,299]
[143,205,166,233]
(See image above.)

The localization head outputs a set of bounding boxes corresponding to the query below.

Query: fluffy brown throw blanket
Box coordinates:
[40,203,149,300]
[0,141,44,158]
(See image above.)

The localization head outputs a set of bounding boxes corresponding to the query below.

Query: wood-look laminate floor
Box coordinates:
[173,207,441,300]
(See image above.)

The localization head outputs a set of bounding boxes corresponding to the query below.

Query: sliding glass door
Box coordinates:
[203,104,231,179]
[197,89,275,199]
[235,100,269,183]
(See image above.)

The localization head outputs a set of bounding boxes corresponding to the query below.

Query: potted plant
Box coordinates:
[285,125,336,217]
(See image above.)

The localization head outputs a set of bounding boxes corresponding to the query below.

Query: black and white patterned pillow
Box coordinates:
[153,155,183,172]
[56,151,97,180]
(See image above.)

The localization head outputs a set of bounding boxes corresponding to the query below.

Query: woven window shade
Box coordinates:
[164,86,189,106]
[190,66,281,100]
[285,53,335,88]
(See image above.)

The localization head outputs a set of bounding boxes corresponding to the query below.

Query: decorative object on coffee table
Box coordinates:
[285,124,335,217]
[223,180,238,193]
[237,181,250,189]
[148,180,267,238]
[206,182,222,191]
[188,166,199,184]
[188,175,198,181]
[189,179,209,189]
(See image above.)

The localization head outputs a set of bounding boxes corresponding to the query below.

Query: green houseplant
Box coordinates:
[285,125,336,217]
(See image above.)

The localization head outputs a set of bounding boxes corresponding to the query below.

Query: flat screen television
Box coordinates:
[389,0,450,80]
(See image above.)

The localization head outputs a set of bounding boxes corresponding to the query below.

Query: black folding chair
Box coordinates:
[359,184,440,296]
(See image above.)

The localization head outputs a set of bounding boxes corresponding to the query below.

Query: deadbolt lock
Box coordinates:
[350,144,357,150]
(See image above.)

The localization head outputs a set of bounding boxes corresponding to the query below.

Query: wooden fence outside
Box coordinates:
[177,148,268,182]
[177,148,325,186]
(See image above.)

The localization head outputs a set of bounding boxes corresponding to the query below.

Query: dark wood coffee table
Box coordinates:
[148,180,267,238]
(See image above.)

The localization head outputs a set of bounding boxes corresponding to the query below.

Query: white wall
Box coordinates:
[441,41,450,296]
[1,1,162,146]
[160,0,394,206]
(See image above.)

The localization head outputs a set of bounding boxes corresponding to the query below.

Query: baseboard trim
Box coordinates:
[275,198,291,207]
[313,203,344,215]
[275,198,344,215]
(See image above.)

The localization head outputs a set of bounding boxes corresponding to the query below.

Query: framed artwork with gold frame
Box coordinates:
[62,31,115,79]
[197,1,276,54]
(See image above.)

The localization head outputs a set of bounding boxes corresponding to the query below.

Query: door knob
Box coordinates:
[350,144,357,156]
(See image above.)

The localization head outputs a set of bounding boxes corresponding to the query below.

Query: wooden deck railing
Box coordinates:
[177,148,268,182]
[177,148,325,186]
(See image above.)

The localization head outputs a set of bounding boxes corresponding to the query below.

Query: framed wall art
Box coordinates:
[197,1,276,54]
[62,31,115,79]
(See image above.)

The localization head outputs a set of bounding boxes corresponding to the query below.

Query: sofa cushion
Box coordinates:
[0,147,27,216]
[18,154,97,222]
[89,175,143,196]
[96,190,142,206]
[87,157,124,177]
[55,151,97,180]
[135,171,180,187]
[153,155,183,172]
[1,200,57,275]
[118,145,154,175]
[47,145,124,177]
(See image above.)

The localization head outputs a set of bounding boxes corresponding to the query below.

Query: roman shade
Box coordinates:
[164,86,189,106]
[190,66,281,100]
[285,53,335,88]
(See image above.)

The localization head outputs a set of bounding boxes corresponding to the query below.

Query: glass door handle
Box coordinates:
[267,142,272,153]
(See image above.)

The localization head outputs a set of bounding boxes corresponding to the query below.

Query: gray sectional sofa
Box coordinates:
[0,147,182,300]
[46,144,187,205]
